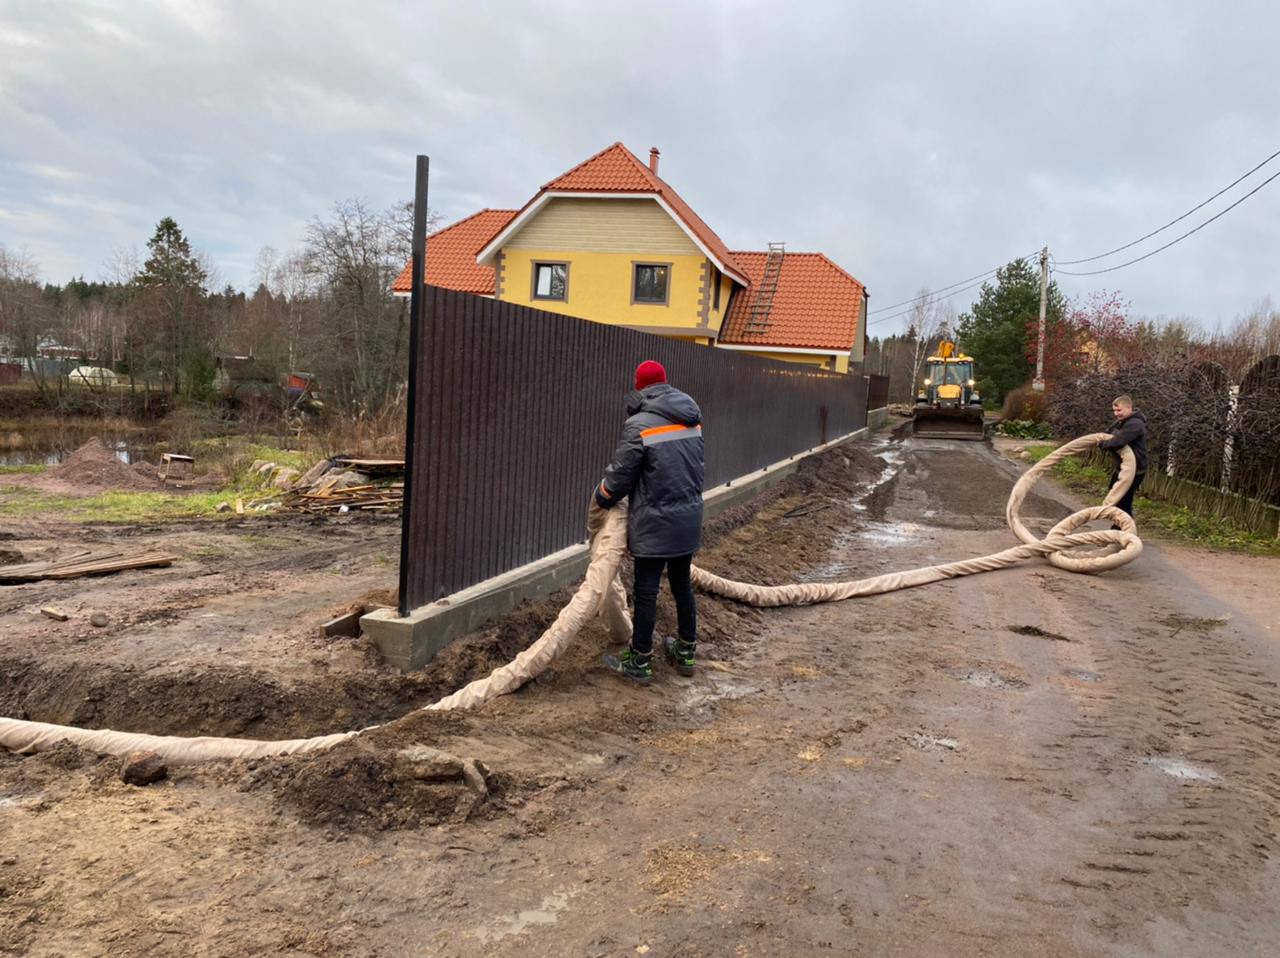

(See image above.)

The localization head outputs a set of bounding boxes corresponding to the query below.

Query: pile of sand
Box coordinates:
[36,438,163,493]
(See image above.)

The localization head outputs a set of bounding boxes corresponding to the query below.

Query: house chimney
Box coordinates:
[649,147,660,174]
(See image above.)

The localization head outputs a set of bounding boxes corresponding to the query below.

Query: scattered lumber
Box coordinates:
[329,457,405,479]
[280,483,404,514]
[40,607,70,621]
[1,551,178,585]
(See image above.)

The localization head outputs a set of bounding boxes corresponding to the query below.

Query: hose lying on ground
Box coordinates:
[0,434,1138,764]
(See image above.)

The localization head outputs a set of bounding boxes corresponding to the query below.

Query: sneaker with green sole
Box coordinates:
[663,636,696,677]
[602,647,652,684]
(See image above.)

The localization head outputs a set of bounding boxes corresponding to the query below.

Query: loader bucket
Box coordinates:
[911,406,986,441]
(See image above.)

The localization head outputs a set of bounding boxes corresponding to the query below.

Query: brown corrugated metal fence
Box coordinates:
[402,287,873,609]
[866,374,890,411]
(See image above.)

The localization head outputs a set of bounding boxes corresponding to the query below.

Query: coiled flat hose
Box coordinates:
[0,434,1138,764]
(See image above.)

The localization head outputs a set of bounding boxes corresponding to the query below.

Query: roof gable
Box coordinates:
[543,142,658,192]
[478,142,748,285]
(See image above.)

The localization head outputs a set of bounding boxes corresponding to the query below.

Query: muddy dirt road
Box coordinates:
[2,427,1277,956]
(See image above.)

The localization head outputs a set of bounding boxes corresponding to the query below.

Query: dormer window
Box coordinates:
[632,263,670,305]
[532,262,568,301]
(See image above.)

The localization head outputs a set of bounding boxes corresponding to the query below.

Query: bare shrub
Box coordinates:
[1047,357,1279,508]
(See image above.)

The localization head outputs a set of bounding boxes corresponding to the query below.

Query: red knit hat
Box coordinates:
[634,360,667,390]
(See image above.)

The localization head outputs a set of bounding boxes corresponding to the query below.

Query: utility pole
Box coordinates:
[1032,246,1048,392]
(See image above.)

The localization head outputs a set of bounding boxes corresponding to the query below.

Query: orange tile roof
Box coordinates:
[515,142,746,282]
[719,252,866,352]
[543,142,658,192]
[392,208,517,295]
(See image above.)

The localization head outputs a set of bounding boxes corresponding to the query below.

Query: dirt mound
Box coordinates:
[36,438,163,493]
[248,741,480,830]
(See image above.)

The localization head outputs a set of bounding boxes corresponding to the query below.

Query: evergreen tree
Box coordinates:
[133,218,212,397]
[956,259,1064,400]
[136,218,208,293]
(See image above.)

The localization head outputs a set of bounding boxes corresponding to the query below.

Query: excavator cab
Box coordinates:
[912,341,986,440]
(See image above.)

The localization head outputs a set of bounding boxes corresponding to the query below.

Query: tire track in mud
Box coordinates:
[858,436,1280,948]
[1050,565,1280,938]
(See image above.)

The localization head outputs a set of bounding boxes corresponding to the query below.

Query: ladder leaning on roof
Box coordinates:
[743,242,785,334]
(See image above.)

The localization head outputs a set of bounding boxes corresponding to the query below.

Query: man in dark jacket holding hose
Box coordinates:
[596,360,704,684]
[1098,394,1149,523]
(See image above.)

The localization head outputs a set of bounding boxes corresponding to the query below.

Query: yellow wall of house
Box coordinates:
[497,197,735,334]
[504,197,698,254]
[703,268,733,334]
[499,247,710,332]
[720,348,852,374]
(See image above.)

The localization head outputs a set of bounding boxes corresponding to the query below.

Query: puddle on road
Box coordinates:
[856,520,926,546]
[1141,757,1222,784]
[910,733,960,752]
[948,668,1028,691]
[1064,669,1101,683]
[475,888,578,943]
[849,448,904,513]
[799,521,929,583]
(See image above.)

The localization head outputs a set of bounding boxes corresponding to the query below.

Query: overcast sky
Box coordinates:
[1,0,1276,334]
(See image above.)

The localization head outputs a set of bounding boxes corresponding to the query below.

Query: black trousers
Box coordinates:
[1109,470,1145,520]
[630,554,697,657]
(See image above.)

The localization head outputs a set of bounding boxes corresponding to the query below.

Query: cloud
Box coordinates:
[0,0,1275,332]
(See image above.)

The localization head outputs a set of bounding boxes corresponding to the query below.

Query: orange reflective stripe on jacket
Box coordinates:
[639,423,703,446]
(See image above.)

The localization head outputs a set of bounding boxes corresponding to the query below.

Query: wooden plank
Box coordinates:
[320,610,362,639]
[40,554,177,580]
[0,550,96,577]
[0,552,177,585]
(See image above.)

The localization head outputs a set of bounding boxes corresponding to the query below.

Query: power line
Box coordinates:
[867,147,1280,326]
[868,250,1036,315]
[1055,166,1280,277]
[1057,146,1280,266]
[866,273,997,327]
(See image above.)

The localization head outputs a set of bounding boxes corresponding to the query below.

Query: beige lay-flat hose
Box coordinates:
[0,434,1138,765]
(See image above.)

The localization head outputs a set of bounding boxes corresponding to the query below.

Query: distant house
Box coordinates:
[394,142,868,373]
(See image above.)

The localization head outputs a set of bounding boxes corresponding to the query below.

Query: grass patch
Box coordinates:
[1021,444,1280,556]
[187,436,313,486]
[0,484,253,522]
[0,436,310,522]
[0,464,46,475]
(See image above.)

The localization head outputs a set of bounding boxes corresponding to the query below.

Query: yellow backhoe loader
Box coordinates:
[911,341,986,440]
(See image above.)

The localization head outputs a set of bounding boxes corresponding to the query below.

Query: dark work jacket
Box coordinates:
[595,383,705,558]
[1099,409,1149,474]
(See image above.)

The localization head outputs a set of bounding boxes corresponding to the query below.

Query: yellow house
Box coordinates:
[394,142,868,372]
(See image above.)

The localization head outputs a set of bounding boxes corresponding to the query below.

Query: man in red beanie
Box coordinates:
[595,360,704,683]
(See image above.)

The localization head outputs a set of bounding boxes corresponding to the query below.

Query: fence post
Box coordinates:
[397,154,429,617]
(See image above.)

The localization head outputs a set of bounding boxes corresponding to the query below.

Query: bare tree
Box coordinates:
[301,199,408,412]
[0,246,60,402]
[906,289,953,392]
[385,198,442,265]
